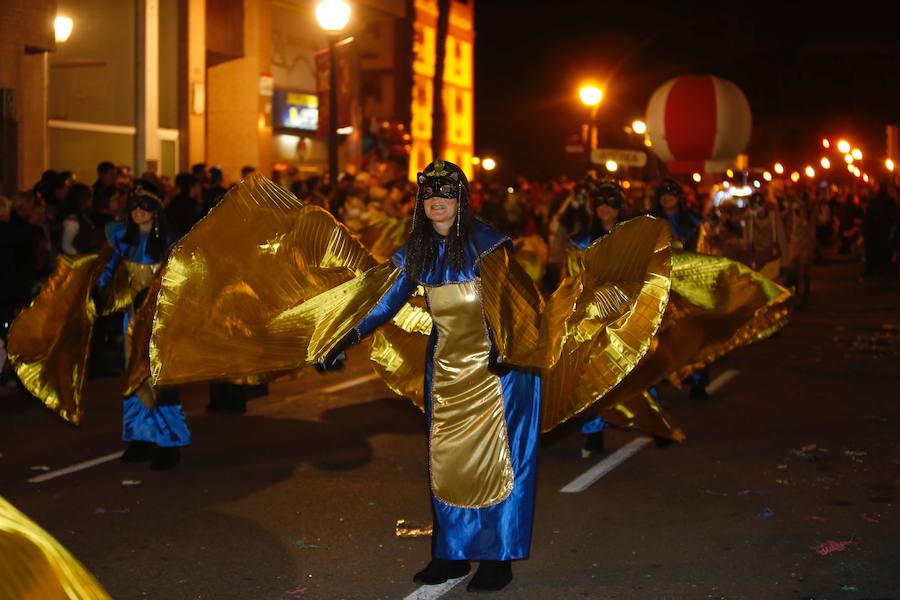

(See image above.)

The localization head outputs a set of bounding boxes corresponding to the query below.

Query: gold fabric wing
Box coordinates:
[6,251,110,425]
[0,496,110,599]
[152,175,384,385]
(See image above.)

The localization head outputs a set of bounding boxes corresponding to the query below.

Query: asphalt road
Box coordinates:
[1,259,899,600]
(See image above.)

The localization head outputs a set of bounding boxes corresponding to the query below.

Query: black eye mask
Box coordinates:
[128,187,163,212]
[417,172,461,201]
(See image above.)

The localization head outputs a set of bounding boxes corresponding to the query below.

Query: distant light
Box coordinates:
[482,157,496,171]
[643,138,652,147]
[790,171,801,182]
[726,169,734,178]
[605,160,618,172]
[822,138,830,149]
[723,181,731,188]
[763,171,773,182]
[631,120,647,135]
[863,174,870,183]
[507,187,514,194]
[805,166,815,178]
[853,167,861,177]
[820,157,831,169]
[731,185,753,197]
[847,163,856,174]
[837,140,851,154]
[579,85,603,107]
[851,148,863,160]
[622,180,631,189]
[336,126,354,135]
[844,154,854,164]
[887,158,896,171]
[315,0,351,31]
[472,156,481,165]
[774,163,784,175]
[55,16,73,42]
[753,180,761,188]
[692,172,702,183]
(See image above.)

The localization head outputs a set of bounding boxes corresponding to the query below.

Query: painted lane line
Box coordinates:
[402,576,467,600]
[317,373,381,394]
[560,437,653,493]
[28,374,383,483]
[706,369,740,395]
[27,452,123,483]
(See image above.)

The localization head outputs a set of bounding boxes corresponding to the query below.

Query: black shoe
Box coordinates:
[150,446,181,470]
[121,441,155,463]
[688,383,708,399]
[413,559,471,585]
[467,560,512,593]
[583,430,605,454]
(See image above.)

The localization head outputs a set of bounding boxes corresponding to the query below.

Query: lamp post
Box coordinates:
[316,0,351,197]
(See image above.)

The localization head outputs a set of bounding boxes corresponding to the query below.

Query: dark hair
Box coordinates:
[405,160,471,281]
[123,181,169,261]
[209,167,224,184]
[62,183,92,217]
[174,172,196,195]
[97,162,115,175]
[651,178,694,228]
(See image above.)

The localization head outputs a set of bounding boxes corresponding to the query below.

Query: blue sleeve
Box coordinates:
[96,248,122,290]
[353,268,417,341]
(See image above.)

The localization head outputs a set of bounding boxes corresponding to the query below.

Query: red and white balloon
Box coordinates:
[646,75,752,173]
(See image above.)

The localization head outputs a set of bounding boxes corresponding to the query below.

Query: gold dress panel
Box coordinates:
[426,280,514,508]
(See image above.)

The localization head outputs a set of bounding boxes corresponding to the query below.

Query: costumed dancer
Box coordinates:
[7,181,190,470]
[744,191,787,281]
[150,166,674,592]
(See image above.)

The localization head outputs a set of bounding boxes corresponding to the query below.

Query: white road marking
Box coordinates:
[27,373,384,483]
[27,452,123,483]
[402,576,467,600]
[560,437,653,493]
[706,369,740,395]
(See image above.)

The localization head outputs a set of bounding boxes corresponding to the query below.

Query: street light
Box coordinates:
[820,157,831,169]
[851,148,863,160]
[790,171,800,182]
[692,172,702,183]
[316,0,351,197]
[55,15,73,43]
[887,158,896,171]
[822,138,830,149]
[605,160,618,172]
[579,85,603,151]
[763,171,773,182]
[774,163,784,175]
[631,120,647,135]
[844,154,854,164]
[472,156,481,165]
[482,157,497,171]
[805,166,815,178]
[837,140,851,154]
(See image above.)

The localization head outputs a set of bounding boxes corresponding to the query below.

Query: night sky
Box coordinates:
[473,0,900,179]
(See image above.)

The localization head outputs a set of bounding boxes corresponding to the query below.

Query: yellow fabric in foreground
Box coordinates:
[151,175,384,384]
[427,281,514,507]
[6,251,109,425]
[356,216,411,263]
[0,497,110,600]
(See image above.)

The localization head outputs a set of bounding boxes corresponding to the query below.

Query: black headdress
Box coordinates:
[124,180,169,261]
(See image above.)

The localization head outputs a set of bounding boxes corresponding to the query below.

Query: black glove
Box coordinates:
[315,330,359,373]
[487,343,510,377]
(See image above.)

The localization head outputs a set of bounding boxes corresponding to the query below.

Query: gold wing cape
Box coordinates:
[152,176,673,434]
[7,244,165,425]
[0,496,110,599]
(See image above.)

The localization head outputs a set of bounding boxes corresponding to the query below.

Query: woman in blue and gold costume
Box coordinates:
[7,181,190,470]
[150,162,673,592]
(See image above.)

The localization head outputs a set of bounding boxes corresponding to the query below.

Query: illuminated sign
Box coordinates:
[274,90,319,132]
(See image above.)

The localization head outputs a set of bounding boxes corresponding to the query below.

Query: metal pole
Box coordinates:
[328,34,339,201]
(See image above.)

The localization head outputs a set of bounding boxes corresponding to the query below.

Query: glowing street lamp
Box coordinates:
[863,174,870,183]
[763,171,773,182]
[481,157,497,171]
[605,160,618,172]
[844,154,854,164]
[579,85,603,107]
[847,163,855,173]
[774,163,784,175]
[790,171,801,182]
[887,158,896,171]
[820,157,831,169]
[851,148,863,161]
[631,120,647,135]
[55,15,73,43]
[316,0,351,197]
[692,172,702,183]
[837,140,851,154]
[804,166,815,178]
[822,138,830,149]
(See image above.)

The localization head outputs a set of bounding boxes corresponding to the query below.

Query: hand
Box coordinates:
[314,330,358,373]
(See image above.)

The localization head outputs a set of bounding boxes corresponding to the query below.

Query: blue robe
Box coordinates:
[353,219,541,560]
[99,222,191,447]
